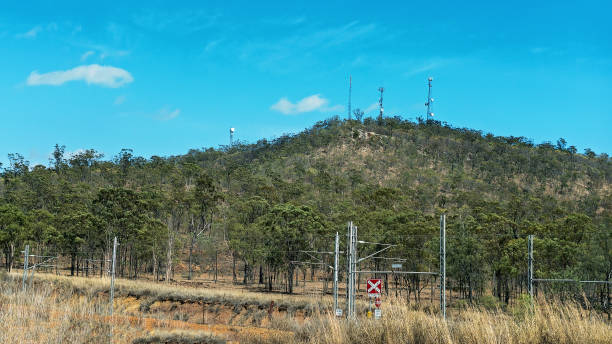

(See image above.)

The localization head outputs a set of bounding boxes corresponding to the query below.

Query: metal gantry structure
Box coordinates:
[344,218,445,319]
[346,221,358,318]
[527,234,611,297]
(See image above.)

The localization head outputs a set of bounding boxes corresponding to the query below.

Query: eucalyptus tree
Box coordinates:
[186,173,222,280]
[257,203,326,293]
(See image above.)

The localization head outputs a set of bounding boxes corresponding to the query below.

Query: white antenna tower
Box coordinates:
[377,87,384,122]
[229,127,235,146]
[425,77,434,120]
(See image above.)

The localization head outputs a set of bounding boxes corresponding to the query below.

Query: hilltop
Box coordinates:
[180,117,611,218]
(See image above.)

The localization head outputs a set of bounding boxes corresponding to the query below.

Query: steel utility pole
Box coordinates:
[346,222,350,316]
[346,222,357,319]
[351,224,357,318]
[22,244,29,292]
[439,214,446,320]
[528,235,534,298]
[333,231,340,313]
[346,222,355,319]
[109,236,117,316]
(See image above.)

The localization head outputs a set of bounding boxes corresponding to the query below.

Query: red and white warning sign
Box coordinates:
[375,297,381,308]
[367,278,382,295]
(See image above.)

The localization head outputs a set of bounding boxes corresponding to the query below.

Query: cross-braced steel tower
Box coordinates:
[377,87,384,122]
[425,77,434,120]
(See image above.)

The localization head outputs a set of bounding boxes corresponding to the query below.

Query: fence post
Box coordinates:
[110,237,117,315]
[333,231,339,313]
[528,235,534,299]
[440,214,446,320]
[22,244,29,292]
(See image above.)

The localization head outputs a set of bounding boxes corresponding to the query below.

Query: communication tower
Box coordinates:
[230,127,235,146]
[377,87,384,122]
[425,77,434,120]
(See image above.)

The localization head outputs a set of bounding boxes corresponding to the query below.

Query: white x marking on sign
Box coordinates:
[367,279,381,294]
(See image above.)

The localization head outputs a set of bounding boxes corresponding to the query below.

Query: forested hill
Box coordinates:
[0,116,610,301]
[180,116,611,218]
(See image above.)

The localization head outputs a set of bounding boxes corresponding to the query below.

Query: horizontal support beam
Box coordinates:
[355,270,437,275]
[579,280,612,284]
[534,278,612,285]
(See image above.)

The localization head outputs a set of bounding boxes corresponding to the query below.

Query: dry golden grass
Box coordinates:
[0,274,140,343]
[249,298,611,344]
[27,272,328,313]
[2,272,610,344]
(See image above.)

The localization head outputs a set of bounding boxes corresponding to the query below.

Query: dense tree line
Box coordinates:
[0,117,610,309]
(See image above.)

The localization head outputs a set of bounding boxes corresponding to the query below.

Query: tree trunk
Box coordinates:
[10,243,15,272]
[70,253,75,276]
[188,235,194,280]
[232,253,237,283]
[166,220,174,283]
[288,264,295,294]
[243,261,249,285]
[152,249,157,281]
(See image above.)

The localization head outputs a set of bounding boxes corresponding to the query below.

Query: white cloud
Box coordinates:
[81,50,95,61]
[270,94,342,115]
[204,39,222,52]
[114,95,126,105]
[26,64,133,88]
[15,23,58,39]
[16,26,42,39]
[157,108,180,121]
[364,102,379,114]
[404,58,460,77]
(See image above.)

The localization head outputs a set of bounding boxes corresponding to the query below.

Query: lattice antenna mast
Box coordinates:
[377,87,384,122]
[229,127,235,146]
[348,76,352,120]
[425,77,434,120]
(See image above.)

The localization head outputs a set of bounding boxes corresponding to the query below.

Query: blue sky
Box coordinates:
[1,1,611,166]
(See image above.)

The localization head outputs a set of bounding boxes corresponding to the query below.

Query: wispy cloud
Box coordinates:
[26,64,133,88]
[238,21,379,71]
[204,39,223,53]
[99,49,130,60]
[404,58,459,77]
[16,26,42,39]
[271,94,342,115]
[157,108,180,121]
[15,23,59,39]
[133,9,219,34]
[364,102,379,114]
[81,50,95,61]
[114,95,126,105]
